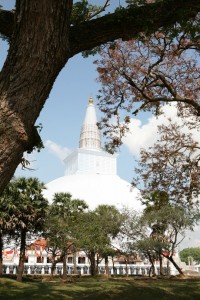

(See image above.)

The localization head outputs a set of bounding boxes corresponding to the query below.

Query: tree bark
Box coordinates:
[89,251,97,276]
[125,258,129,277]
[16,229,26,281]
[62,254,67,279]
[0,231,3,275]
[73,251,77,274]
[1,1,199,50]
[69,0,200,57]
[0,0,71,193]
[163,254,184,276]
[159,254,164,276]
[0,0,199,192]
[51,259,57,277]
[147,252,156,277]
[105,255,109,276]
[112,256,115,275]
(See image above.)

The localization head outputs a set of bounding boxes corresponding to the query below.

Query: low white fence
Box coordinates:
[2,263,169,276]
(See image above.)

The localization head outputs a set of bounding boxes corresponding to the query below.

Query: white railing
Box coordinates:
[2,263,169,276]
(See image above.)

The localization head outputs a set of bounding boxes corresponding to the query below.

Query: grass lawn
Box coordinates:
[0,276,200,300]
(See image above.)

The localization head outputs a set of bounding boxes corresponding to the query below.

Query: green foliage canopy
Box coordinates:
[180,247,200,265]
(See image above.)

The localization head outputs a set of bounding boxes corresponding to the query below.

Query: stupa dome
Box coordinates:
[44,97,142,211]
[45,173,141,211]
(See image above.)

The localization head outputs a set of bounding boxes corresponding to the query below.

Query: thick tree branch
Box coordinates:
[131,96,200,116]
[69,0,200,56]
[0,10,15,38]
[0,1,199,55]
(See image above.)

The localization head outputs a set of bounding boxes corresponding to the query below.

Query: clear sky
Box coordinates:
[0,0,199,249]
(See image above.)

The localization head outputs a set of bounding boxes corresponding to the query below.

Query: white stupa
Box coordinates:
[44,97,141,211]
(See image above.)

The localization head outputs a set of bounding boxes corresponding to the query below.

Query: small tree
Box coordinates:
[134,122,200,208]
[180,247,200,265]
[136,238,159,277]
[95,205,124,276]
[139,204,199,275]
[44,192,88,278]
[115,208,142,276]
[131,118,200,275]
[143,191,170,275]
[73,205,123,276]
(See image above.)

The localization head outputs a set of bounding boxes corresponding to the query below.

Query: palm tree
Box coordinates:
[1,177,48,281]
[15,177,49,281]
[52,192,88,218]
[0,180,19,275]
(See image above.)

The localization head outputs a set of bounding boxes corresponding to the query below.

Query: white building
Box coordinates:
[44,97,142,211]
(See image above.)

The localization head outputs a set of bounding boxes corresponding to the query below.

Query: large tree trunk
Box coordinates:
[125,258,129,277]
[112,256,115,275]
[89,251,97,276]
[159,254,164,276]
[0,0,71,193]
[17,229,26,281]
[73,251,77,274]
[0,231,3,275]
[51,259,57,277]
[48,248,58,277]
[147,252,156,277]
[105,255,109,276]
[62,254,67,280]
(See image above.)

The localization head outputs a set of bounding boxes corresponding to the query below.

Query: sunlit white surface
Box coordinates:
[44,173,142,211]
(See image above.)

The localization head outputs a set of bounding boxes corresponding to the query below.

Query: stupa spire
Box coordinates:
[89,96,93,104]
[79,97,101,150]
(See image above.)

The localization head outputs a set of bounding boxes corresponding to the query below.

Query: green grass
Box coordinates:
[1,276,200,300]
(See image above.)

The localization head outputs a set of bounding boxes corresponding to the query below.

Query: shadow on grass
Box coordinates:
[1,277,200,300]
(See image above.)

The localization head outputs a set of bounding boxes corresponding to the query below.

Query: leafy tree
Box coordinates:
[113,208,144,276]
[94,205,124,275]
[128,118,199,275]
[94,204,123,239]
[73,205,123,276]
[116,207,162,276]
[180,247,200,265]
[135,238,159,276]
[139,204,199,275]
[0,177,48,281]
[142,191,170,212]
[95,29,199,152]
[115,207,159,277]
[74,211,108,276]
[142,191,170,275]
[0,1,199,192]
[0,181,19,275]
[117,194,199,276]
[44,192,88,278]
[134,122,200,208]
